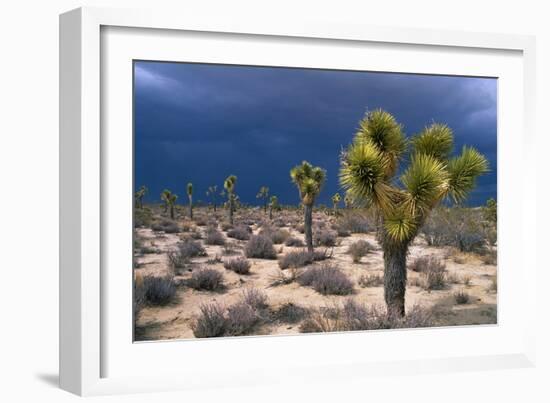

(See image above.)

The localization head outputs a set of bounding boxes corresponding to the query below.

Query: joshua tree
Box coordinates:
[269,195,279,220]
[484,197,497,223]
[344,193,353,209]
[256,186,270,214]
[187,182,193,219]
[160,189,178,219]
[331,192,341,215]
[134,185,148,209]
[206,185,218,212]
[340,109,488,317]
[224,175,237,225]
[290,161,326,253]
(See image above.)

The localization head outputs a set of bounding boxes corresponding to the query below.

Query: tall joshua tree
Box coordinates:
[187,182,193,219]
[269,195,278,220]
[224,175,237,225]
[206,185,218,212]
[134,185,148,209]
[290,161,326,253]
[331,193,341,215]
[160,189,178,220]
[256,186,270,214]
[340,109,488,317]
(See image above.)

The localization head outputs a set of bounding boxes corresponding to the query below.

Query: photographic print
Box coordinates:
[133,61,497,341]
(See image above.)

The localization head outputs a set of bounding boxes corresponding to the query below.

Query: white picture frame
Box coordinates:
[59,6,537,396]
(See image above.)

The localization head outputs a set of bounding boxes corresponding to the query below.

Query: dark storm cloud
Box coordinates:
[134,61,497,206]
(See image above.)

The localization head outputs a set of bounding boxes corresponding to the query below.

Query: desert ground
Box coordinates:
[133,205,497,341]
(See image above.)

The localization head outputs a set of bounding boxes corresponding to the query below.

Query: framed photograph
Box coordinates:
[60,7,537,396]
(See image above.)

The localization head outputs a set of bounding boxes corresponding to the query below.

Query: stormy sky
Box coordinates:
[134,61,497,207]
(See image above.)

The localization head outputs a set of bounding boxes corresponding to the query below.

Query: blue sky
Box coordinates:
[134,61,497,207]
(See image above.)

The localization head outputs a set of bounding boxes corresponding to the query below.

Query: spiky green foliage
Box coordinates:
[340,109,488,317]
[256,186,270,213]
[332,193,341,214]
[290,161,326,205]
[340,112,488,244]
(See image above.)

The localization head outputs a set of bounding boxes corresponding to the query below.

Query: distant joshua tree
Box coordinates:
[134,185,148,209]
[206,185,218,212]
[344,193,353,209]
[256,186,270,214]
[331,192,341,215]
[290,161,326,253]
[187,182,193,219]
[484,197,497,223]
[339,109,488,317]
[224,175,237,225]
[269,195,278,220]
[160,189,178,219]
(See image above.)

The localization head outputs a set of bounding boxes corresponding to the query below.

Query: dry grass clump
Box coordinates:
[244,235,277,259]
[141,276,177,306]
[278,249,330,270]
[151,219,180,234]
[227,225,252,240]
[167,239,207,269]
[409,256,445,273]
[314,230,338,247]
[269,268,301,287]
[298,264,354,295]
[358,273,383,288]
[454,290,470,304]
[480,249,497,265]
[347,240,375,263]
[336,213,370,234]
[259,226,291,244]
[223,257,251,274]
[299,300,432,333]
[192,288,269,338]
[191,302,227,338]
[284,237,305,247]
[187,268,225,291]
[204,226,225,245]
[486,276,497,293]
[274,302,309,323]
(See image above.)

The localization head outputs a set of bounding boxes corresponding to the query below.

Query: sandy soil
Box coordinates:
[134,207,497,341]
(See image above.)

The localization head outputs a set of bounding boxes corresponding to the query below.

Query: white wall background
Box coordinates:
[0,0,548,401]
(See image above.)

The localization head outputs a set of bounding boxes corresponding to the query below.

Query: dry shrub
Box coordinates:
[298,265,353,295]
[204,226,225,245]
[142,276,177,306]
[409,256,445,273]
[192,302,227,338]
[187,268,224,291]
[223,257,251,274]
[337,213,370,234]
[226,302,259,336]
[242,287,268,310]
[347,240,375,263]
[358,273,383,288]
[314,230,338,247]
[227,225,252,241]
[151,219,180,234]
[274,302,309,323]
[481,249,497,265]
[278,250,330,270]
[244,235,277,259]
[299,300,432,333]
[285,237,305,247]
[454,290,470,304]
[269,268,300,287]
[168,239,206,269]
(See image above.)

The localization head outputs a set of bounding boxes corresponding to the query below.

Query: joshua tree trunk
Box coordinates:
[213,203,216,212]
[269,205,273,220]
[383,241,408,318]
[229,196,234,225]
[304,203,313,253]
[264,201,267,214]
[188,196,193,219]
[170,205,175,220]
